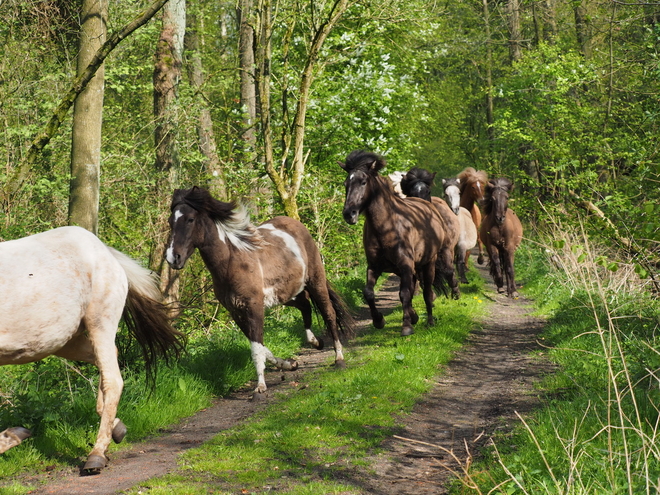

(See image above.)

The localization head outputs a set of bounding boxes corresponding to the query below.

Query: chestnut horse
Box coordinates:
[340,151,458,337]
[442,177,478,283]
[165,187,354,396]
[457,167,488,265]
[480,178,523,297]
[0,226,184,474]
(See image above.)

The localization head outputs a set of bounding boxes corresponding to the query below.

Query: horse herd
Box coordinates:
[0,149,522,475]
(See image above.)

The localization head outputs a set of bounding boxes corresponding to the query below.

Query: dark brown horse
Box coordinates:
[480,178,523,298]
[399,168,465,283]
[166,187,354,396]
[340,151,458,336]
[457,167,488,265]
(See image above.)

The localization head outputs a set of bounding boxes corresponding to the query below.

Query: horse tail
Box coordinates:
[109,248,186,385]
[432,259,450,298]
[327,283,356,340]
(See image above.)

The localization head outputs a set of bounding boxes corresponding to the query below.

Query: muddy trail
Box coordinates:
[21,261,552,495]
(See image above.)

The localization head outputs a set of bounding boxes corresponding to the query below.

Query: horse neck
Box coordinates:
[195,216,233,274]
[364,176,399,227]
[460,186,479,210]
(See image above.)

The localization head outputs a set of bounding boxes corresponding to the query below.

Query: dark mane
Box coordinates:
[442,177,460,189]
[482,178,513,215]
[343,150,387,174]
[400,167,435,196]
[457,167,488,194]
[172,186,261,249]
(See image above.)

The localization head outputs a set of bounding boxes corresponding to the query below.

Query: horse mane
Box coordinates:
[171,187,262,250]
[482,178,513,215]
[400,167,435,196]
[343,150,387,174]
[457,167,488,193]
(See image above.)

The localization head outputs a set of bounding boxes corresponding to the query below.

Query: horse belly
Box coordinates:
[0,249,89,365]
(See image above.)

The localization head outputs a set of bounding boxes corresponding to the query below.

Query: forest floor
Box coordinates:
[23,260,553,495]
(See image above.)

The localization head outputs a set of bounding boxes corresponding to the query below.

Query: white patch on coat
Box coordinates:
[445,184,461,214]
[257,224,307,296]
[215,204,259,251]
[165,210,184,265]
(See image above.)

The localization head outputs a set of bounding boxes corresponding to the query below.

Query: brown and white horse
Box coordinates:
[0,226,184,474]
[457,167,488,265]
[480,178,523,297]
[165,187,354,396]
[340,151,458,337]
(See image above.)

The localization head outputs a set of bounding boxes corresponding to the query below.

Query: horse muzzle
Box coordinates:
[496,215,506,225]
[342,208,359,225]
[165,248,186,270]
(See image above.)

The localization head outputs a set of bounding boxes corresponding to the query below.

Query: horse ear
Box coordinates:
[456,178,461,184]
[442,178,446,186]
[369,160,378,170]
[338,161,347,170]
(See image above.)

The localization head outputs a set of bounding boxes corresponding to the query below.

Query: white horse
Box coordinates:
[442,178,478,283]
[0,226,184,474]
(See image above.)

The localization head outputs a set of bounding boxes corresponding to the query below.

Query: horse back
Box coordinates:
[430,197,459,249]
[0,226,127,365]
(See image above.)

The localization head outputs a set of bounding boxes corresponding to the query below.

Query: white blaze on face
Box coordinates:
[165,209,184,265]
[258,224,307,306]
[446,185,461,213]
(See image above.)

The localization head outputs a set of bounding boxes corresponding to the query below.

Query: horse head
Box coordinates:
[166,187,238,269]
[457,167,488,204]
[485,178,513,225]
[339,150,386,225]
[400,167,435,202]
[442,178,461,215]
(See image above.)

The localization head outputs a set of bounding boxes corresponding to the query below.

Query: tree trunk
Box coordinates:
[153,0,186,316]
[185,11,227,200]
[505,0,522,62]
[238,0,257,157]
[481,0,495,147]
[574,0,592,59]
[543,0,558,42]
[68,0,107,234]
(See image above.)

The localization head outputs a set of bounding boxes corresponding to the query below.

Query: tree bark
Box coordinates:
[68,0,107,234]
[238,0,257,156]
[574,0,592,59]
[481,0,495,147]
[153,0,186,316]
[185,11,227,200]
[1,0,170,202]
[505,0,522,62]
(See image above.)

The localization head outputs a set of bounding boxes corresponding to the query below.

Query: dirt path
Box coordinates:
[23,261,551,494]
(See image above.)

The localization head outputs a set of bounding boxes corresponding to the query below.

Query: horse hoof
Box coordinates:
[284,358,299,371]
[373,314,385,329]
[112,420,127,444]
[510,291,519,299]
[401,326,414,337]
[335,359,347,369]
[313,337,325,350]
[477,255,485,265]
[452,290,460,300]
[427,317,435,327]
[411,312,419,325]
[82,455,107,475]
[497,287,506,294]
[460,277,469,284]
[7,427,31,442]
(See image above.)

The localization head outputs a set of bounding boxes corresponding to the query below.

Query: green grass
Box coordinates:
[459,242,660,495]
[122,274,487,494]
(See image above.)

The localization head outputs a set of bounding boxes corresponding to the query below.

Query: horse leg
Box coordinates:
[502,250,518,298]
[364,267,385,329]
[305,282,346,369]
[234,307,298,396]
[488,248,505,293]
[421,261,436,326]
[0,428,31,454]
[399,265,417,336]
[286,292,324,350]
[55,334,127,447]
[440,246,460,299]
[456,245,469,284]
[75,318,124,474]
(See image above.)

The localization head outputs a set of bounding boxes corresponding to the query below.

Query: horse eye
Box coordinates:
[187,218,195,224]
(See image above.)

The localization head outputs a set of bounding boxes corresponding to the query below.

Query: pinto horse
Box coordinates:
[399,168,465,284]
[0,226,184,474]
[480,178,523,297]
[340,151,458,337]
[165,187,354,396]
[442,178,479,283]
[457,167,488,265]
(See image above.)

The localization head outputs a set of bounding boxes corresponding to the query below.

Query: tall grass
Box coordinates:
[459,221,660,494]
